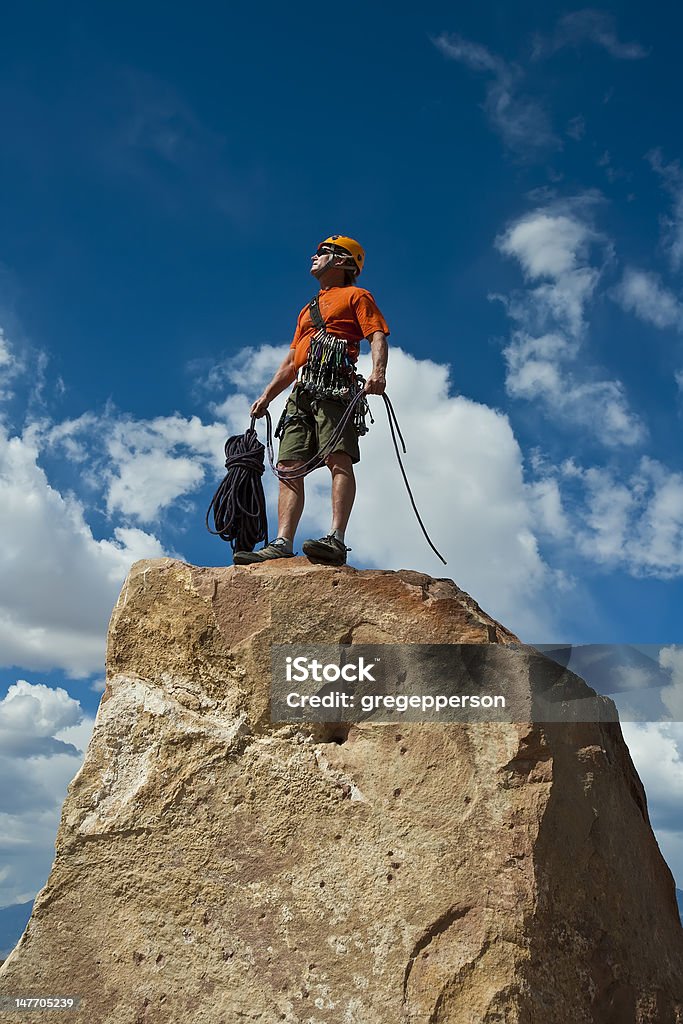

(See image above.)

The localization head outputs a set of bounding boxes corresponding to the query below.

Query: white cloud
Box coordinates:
[432,33,559,159]
[103,414,227,521]
[0,681,83,757]
[0,329,24,406]
[527,476,570,538]
[648,150,683,272]
[612,268,683,330]
[116,415,263,522]
[572,465,636,561]
[497,209,599,282]
[49,412,229,524]
[0,424,167,676]
[202,344,288,397]
[495,200,645,447]
[659,647,683,721]
[622,722,683,887]
[0,331,13,369]
[0,680,95,905]
[551,458,683,577]
[45,412,99,463]
[107,451,205,520]
[534,11,649,61]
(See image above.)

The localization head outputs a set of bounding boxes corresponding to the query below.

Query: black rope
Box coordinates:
[205,418,269,553]
[206,393,447,565]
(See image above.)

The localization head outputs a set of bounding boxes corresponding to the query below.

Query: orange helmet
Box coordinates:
[318,234,365,275]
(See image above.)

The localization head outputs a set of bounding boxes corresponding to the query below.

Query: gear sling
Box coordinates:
[275,295,372,443]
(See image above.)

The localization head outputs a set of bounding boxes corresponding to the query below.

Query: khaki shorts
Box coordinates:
[277,386,360,465]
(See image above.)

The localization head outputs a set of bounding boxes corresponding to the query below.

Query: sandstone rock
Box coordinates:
[1,557,682,1023]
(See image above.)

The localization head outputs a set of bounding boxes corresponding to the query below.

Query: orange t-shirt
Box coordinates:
[289,286,390,371]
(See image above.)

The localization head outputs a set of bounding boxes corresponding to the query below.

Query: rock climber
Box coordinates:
[233,234,390,567]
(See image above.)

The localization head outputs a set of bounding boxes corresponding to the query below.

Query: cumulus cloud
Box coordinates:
[48,412,228,524]
[0,680,95,905]
[0,681,83,758]
[527,476,570,539]
[546,458,683,577]
[622,722,683,886]
[432,33,559,160]
[534,10,649,61]
[107,449,204,521]
[494,198,646,447]
[0,424,167,675]
[612,268,683,330]
[494,197,607,340]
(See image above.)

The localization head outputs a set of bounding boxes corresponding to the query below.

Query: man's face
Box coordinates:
[310,244,349,278]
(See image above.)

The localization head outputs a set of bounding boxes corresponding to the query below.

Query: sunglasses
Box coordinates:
[315,245,350,258]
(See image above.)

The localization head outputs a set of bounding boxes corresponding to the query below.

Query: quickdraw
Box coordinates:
[299,331,356,400]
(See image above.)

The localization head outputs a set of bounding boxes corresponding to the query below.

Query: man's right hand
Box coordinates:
[250,395,269,418]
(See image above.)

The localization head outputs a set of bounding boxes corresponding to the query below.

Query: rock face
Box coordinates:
[2,558,682,1023]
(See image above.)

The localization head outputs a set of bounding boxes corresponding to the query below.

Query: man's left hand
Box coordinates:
[364,372,386,395]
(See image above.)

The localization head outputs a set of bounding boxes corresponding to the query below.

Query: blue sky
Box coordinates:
[2,3,683,905]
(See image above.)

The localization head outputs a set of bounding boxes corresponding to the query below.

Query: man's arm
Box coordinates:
[364,331,388,395]
[250,349,297,417]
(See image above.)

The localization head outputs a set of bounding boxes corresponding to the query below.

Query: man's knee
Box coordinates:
[326,451,354,474]
[277,459,306,491]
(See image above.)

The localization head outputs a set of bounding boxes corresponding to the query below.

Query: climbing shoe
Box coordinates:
[302,535,350,566]
[233,539,295,565]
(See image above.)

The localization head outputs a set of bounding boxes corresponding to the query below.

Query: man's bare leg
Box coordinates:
[327,452,356,534]
[277,460,306,542]
[299,453,355,565]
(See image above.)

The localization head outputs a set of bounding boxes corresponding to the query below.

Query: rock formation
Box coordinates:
[1,557,682,1023]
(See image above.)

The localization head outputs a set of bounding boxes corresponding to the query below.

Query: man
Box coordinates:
[233,234,389,567]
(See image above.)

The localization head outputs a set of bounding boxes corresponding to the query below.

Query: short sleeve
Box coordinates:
[351,290,390,339]
[290,310,304,349]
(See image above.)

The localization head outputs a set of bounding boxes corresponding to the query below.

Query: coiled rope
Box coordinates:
[206,390,447,565]
[205,424,269,554]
